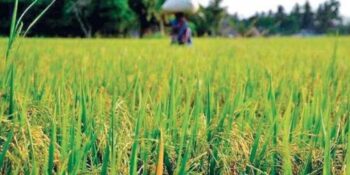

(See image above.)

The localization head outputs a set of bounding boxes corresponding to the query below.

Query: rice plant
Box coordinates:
[1,3,350,174]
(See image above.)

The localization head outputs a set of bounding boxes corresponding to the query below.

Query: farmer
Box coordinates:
[163,13,192,45]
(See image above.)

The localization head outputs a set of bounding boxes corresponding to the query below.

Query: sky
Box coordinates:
[198,0,350,18]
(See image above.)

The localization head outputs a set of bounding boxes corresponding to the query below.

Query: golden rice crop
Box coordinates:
[1,37,350,174]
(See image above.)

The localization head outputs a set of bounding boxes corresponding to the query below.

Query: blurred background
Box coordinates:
[1,0,349,38]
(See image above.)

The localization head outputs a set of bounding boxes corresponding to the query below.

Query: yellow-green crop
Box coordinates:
[1,37,350,174]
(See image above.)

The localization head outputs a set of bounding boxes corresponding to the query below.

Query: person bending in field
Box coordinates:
[163,13,192,45]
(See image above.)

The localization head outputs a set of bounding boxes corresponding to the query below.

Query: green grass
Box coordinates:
[1,37,350,174]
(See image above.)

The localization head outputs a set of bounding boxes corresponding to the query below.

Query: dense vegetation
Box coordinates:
[1,37,350,174]
[1,0,350,37]
[233,0,348,36]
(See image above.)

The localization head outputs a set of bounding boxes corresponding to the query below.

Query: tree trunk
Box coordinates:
[73,7,91,37]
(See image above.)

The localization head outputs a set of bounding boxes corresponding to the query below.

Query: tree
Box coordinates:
[275,5,292,34]
[253,11,277,35]
[290,3,302,30]
[301,1,314,30]
[189,6,212,36]
[204,0,227,36]
[279,4,303,34]
[315,0,341,33]
[65,0,134,37]
[65,0,94,37]
[275,5,286,27]
[93,0,134,35]
[128,0,164,37]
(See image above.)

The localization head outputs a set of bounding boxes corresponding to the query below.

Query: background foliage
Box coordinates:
[0,0,350,37]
